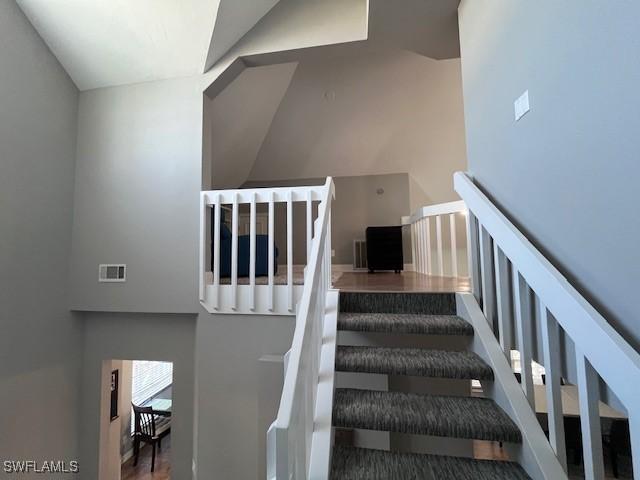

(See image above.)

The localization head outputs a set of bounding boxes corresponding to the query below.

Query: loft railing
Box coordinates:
[455,171,640,479]
[199,180,331,315]
[408,200,469,277]
[267,177,336,480]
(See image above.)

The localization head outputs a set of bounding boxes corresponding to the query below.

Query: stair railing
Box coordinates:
[200,181,329,314]
[455,171,640,479]
[267,177,335,480]
[408,200,468,277]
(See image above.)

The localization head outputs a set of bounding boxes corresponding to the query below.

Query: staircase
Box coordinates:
[329,291,530,479]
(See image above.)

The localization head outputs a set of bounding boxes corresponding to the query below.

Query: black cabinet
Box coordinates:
[366,226,403,273]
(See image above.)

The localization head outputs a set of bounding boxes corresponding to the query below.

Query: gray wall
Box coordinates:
[0,1,81,476]
[195,313,294,479]
[458,1,640,350]
[80,313,196,480]
[208,63,297,189]
[69,76,203,313]
[243,173,412,265]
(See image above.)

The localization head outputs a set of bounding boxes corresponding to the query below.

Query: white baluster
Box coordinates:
[479,225,496,330]
[513,270,534,408]
[436,215,444,276]
[629,412,640,480]
[249,192,256,311]
[199,193,207,302]
[268,192,275,312]
[449,213,458,277]
[417,221,424,274]
[287,191,293,312]
[327,205,332,288]
[576,349,605,480]
[306,190,312,264]
[231,193,239,310]
[466,212,481,302]
[493,244,512,357]
[213,195,221,310]
[540,305,567,471]
[411,222,417,273]
[425,217,433,274]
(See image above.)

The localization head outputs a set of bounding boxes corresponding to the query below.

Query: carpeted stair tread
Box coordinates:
[336,346,494,380]
[333,388,521,443]
[330,445,530,480]
[338,312,473,335]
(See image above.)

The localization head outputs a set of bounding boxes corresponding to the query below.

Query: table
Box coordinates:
[533,384,626,419]
[143,397,172,416]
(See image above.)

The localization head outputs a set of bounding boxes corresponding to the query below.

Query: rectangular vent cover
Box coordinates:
[353,239,367,270]
[99,264,126,282]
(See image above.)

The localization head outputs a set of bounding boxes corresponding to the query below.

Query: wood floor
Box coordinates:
[121,434,171,480]
[334,271,471,293]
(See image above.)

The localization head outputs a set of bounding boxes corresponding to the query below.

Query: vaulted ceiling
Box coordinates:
[16,0,281,91]
[16,0,459,91]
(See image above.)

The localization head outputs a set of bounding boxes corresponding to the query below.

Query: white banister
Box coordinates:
[200,182,329,315]
[455,171,640,478]
[408,200,466,278]
[269,178,335,479]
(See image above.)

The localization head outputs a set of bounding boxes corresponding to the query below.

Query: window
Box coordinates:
[131,360,173,434]
[132,360,173,405]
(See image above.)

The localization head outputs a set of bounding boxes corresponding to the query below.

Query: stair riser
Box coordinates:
[340,292,456,315]
[338,331,471,350]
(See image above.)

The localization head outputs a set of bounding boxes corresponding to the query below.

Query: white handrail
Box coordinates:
[200,181,328,315]
[270,177,335,479]
[455,171,640,478]
[408,199,468,277]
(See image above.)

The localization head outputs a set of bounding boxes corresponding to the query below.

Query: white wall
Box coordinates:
[458,1,640,350]
[0,1,81,475]
[248,48,468,211]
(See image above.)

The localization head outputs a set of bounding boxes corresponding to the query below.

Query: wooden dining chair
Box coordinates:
[132,403,171,472]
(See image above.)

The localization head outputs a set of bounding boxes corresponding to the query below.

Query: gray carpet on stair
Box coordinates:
[333,389,522,443]
[339,292,456,315]
[338,312,473,336]
[330,446,531,480]
[336,346,494,380]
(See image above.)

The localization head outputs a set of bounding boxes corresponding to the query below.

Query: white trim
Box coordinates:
[454,172,640,409]
[408,200,466,223]
[456,293,568,480]
[308,290,338,480]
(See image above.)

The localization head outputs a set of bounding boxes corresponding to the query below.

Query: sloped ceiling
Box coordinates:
[16,0,219,90]
[204,0,281,72]
[209,62,297,189]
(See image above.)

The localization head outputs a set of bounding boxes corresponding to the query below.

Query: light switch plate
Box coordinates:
[514,90,530,121]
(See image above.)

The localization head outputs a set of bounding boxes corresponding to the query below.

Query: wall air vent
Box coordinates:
[99,264,126,282]
[353,239,367,270]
